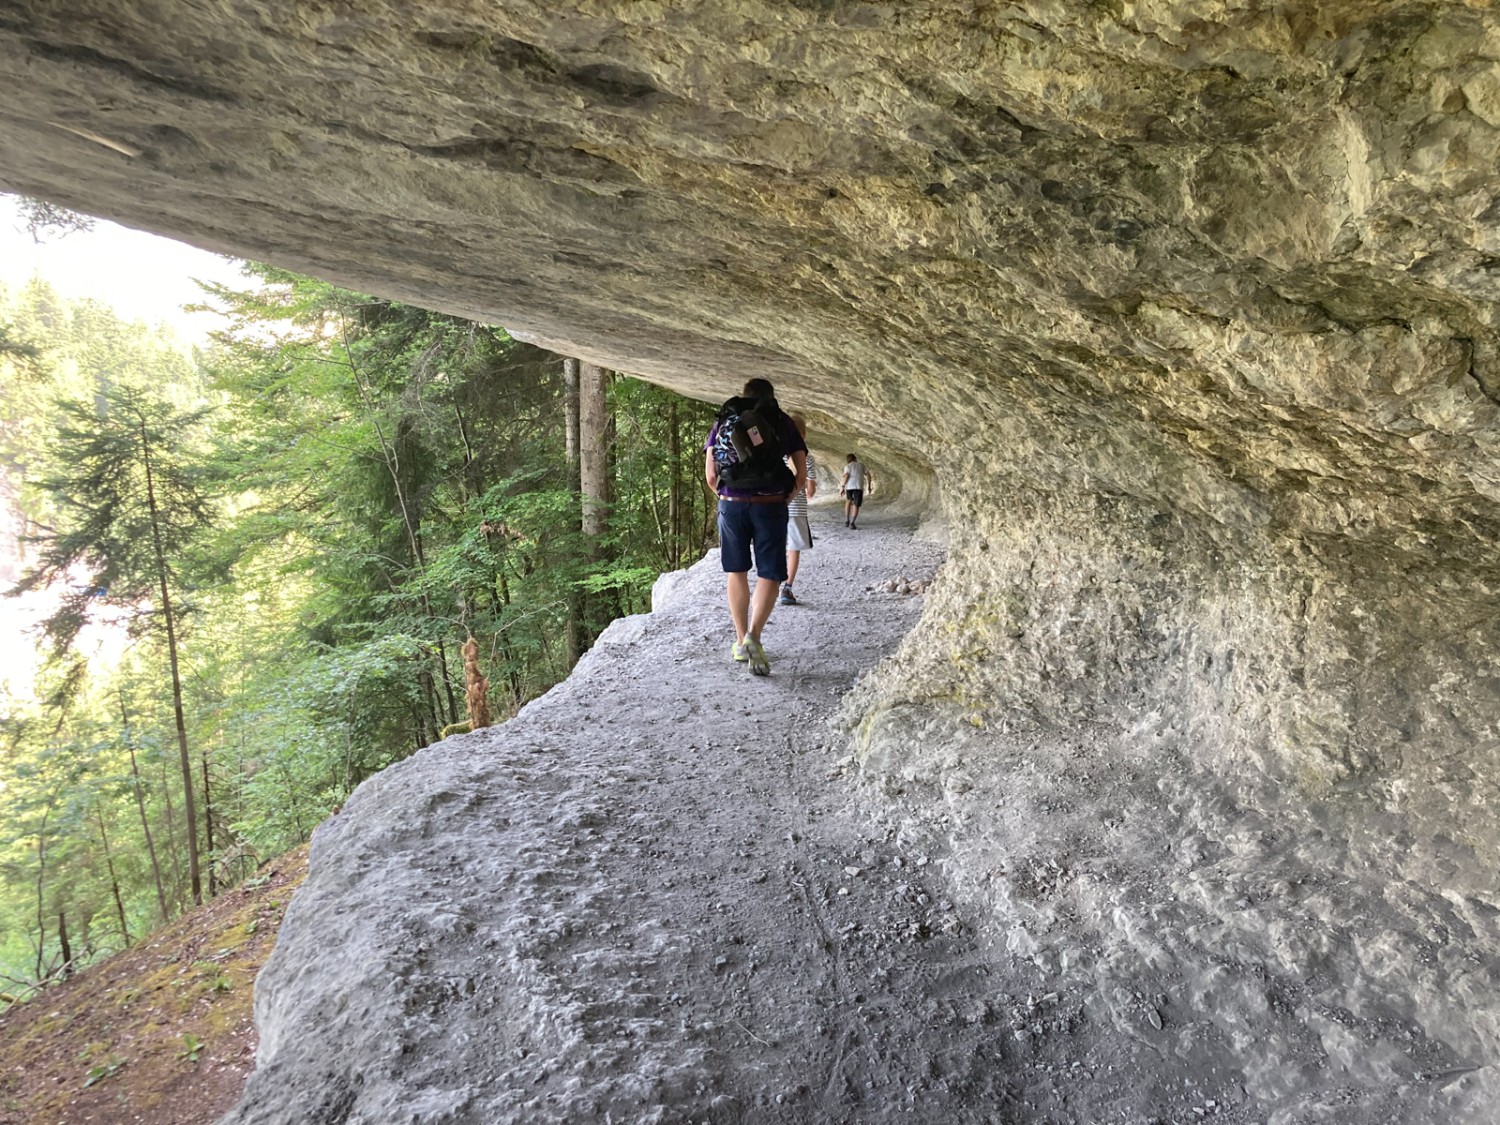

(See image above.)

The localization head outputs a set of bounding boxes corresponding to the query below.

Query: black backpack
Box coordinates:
[712,394,796,493]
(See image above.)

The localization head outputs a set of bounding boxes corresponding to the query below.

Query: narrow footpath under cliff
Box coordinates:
[227,498,1495,1125]
[226,507,1070,1124]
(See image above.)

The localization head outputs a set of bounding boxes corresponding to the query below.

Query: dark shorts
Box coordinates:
[718,499,789,581]
[846,489,864,507]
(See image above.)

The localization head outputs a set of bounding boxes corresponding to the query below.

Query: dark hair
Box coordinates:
[846,453,857,461]
[743,377,775,399]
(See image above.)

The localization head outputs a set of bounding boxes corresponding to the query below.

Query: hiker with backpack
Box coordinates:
[704,377,807,676]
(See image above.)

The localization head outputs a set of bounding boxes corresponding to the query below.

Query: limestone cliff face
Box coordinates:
[5,1,1500,1118]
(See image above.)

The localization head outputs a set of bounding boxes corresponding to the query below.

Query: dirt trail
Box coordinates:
[228,508,1057,1124]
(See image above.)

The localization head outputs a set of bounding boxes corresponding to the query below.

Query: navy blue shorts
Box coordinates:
[845,489,864,507]
[718,500,789,581]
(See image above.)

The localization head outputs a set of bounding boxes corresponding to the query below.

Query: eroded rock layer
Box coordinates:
[4,2,1500,1120]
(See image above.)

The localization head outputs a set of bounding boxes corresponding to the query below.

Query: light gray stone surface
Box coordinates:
[3,3,1500,1120]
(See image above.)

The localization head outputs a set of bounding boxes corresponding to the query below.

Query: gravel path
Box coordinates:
[230,502,1495,1125]
[228,506,1041,1124]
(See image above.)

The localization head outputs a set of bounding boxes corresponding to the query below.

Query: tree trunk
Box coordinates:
[668,398,682,569]
[200,745,216,897]
[276,757,309,839]
[422,670,443,741]
[563,358,581,489]
[434,635,459,727]
[453,397,478,499]
[139,416,202,905]
[340,318,458,728]
[579,363,613,640]
[154,751,185,910]
[122,693,172,924]
[32,790,55,980]
[579,363,609,546]
[56,911,73,980]
[563,358,584,666]
[95,799,132,947]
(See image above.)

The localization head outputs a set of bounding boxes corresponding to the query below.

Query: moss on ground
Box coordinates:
[0,845,308,1125]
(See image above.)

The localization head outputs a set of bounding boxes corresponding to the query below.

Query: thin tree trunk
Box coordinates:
[563,358,581,488]
[422,670,443,741]
[579,363,612,641]
[156,752,185,905]
[563,358,583,666]
[95,799,131,947]
[579,363,608,545]
[435,636,459,727]
[669,398,682,569]
[139,416,202,905]
[32,789,56,980]
[703,474,717,548]
[407,704,426,755]
[123,705,171,924]
[604,370,617,514]
[276,758,309,840]
[56,911,72,980]
[453,398,477,499]
[200,746,216,897]
[339,324,462,725]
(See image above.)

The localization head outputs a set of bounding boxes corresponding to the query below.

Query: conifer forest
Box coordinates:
[0,265,718,999]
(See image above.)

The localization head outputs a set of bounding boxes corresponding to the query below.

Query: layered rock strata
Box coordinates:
[3,1,1500,1119]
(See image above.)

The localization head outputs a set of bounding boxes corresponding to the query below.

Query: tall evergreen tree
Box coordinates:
[14,387,220,904]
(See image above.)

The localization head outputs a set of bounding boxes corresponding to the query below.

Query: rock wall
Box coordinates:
[4,1,1500,1117]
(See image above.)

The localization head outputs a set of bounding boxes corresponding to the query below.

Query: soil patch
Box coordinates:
[0,848,307,1125]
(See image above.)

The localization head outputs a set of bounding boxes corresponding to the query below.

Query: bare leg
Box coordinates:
[726,571,751,642]
[786,549,802,588]
[850,501,861,527]
[748,576,781,641]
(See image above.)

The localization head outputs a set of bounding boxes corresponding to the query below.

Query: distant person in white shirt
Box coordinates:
[841,454,866,529]
[780,416,816,605]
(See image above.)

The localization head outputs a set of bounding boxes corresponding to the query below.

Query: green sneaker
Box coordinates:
[742,636,770,676]
[731,640,748,662]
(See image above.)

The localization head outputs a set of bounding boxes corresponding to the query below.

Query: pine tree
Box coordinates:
[14,386,220,905]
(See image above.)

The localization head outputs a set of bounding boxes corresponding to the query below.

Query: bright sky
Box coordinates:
[0,192,252,346]
[0,193,255,698]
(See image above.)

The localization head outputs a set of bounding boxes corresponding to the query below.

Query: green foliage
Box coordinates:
[0,267,717,998]
[16,386,221,658]
[193,960,232,993]
[83,1052,125,1087]
[175,1032,203,1063]
[12,197,96,241]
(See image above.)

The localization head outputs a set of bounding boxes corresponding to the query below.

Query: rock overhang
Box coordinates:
[3,3,1500,567]
[6,5,1500,1118]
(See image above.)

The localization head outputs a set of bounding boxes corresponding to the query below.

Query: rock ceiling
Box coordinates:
[5,4,1500,1121]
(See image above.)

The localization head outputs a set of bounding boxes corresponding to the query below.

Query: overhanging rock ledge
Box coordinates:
[3,3,1500,1121]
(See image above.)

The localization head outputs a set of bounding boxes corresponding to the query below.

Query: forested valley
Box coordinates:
[0,266,718,1002]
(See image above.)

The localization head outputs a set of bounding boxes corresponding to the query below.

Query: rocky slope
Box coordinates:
[2,3,1499,1120]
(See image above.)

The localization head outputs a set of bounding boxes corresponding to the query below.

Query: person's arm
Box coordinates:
[805,473,817,499]
[840,468,849,494]
[789,450,807,499]
[705,447,719,493]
